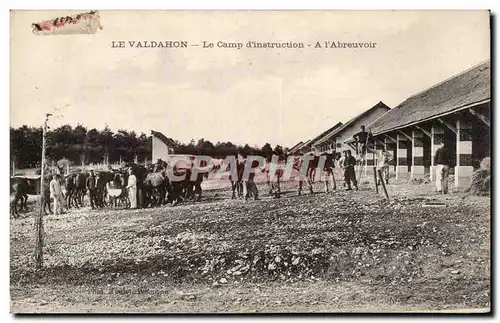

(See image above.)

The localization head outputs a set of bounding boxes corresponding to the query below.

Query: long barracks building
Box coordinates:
[359,60,490,187]
[297,59,490,188]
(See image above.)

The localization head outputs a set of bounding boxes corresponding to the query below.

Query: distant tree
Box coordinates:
[260,143,273,159]
[273,145,285,160]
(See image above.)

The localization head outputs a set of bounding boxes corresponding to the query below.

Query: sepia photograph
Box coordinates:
[9,10,491,313]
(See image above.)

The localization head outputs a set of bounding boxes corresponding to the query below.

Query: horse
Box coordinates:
[107,173,130,208]
[10,177,29,218]
[123,163,167,208]
[94,171,116,208]
[64,174,80,209]
[74,172,88,207]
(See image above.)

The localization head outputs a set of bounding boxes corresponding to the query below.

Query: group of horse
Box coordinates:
[10,160,206,218]
[10,153,344,218]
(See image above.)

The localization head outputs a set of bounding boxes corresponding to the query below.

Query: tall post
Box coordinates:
[431,124,444,182]
[378,169,390,200]
[34,113,51,270]
[411,129,425,179]
[455,119,473,187]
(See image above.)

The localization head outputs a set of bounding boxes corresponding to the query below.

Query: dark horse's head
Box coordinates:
[123,163,149,186]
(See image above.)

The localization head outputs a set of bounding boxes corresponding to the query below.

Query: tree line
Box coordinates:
[10,124,288,169]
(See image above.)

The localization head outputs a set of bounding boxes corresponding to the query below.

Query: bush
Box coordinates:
[470,157,491,196]
[480,157,490,171]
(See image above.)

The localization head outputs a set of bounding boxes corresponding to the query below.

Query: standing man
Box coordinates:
[377,147,392,185]
[95,172,106,209]
[353,125,369,156]
[244,159,260,201]
[86,170,97,210]
[266,155,282,199]
[295,152,313,196]
[323,152,336,193]
[127,168,138,208]
[343,150,358,191]
[49,173,65,215]
[434,142,452,194]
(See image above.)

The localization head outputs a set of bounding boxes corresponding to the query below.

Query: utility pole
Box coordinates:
[34,113,51,270]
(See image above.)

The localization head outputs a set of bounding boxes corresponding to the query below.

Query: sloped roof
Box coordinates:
[307,122,343,147]
[297,139,311,151]
[289,141,304,153]
[315,101,390,146]
[369,60,491,135]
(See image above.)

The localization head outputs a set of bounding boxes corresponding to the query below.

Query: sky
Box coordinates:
[10,10,490,148]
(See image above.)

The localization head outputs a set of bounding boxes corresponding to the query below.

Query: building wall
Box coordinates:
[313,106,389,155]
[339,106,390,155]
[152,135,171,162]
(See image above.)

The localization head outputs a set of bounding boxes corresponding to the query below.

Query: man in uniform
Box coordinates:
[353,125,374,158]
[294,152,313,196]
[343,150,358,191]
[323,152,336,193]
[434,142,452,194]
[86,169,97,209]
[244,158,260,201]
[266,155,282,199]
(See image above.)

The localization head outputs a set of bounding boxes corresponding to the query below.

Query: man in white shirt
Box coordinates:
[126,168,138,209]
[49,173,65,215]
[377,147,392,185]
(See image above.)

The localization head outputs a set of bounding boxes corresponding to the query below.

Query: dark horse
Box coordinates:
[62,171,88,209]
[10,177,28,218]
[107,172,130,208]
[10,175,52,217]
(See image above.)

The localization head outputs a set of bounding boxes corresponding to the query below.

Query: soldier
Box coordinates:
[266,155,282,199]
[244,159,260,201]
[86,170,97,209]
[353,126,374,159]
[323,152,336,193]
[434,142,452,194]
[295,152,313,196]
[343,150,358,191]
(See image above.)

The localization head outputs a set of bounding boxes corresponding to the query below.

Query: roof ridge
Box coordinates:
[406,59,490,100]
[314,101,390,146]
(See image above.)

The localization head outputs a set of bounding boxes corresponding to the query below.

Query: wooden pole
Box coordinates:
[377,169,389,200]
[373,166,379,194]
[34,113,51,270]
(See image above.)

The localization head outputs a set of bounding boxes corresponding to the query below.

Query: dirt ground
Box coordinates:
[10,177,491,313]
